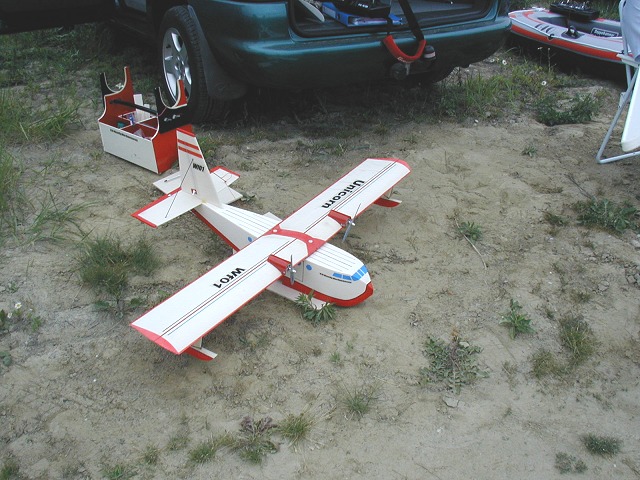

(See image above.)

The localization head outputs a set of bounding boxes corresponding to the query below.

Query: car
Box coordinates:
[0,0,511,122]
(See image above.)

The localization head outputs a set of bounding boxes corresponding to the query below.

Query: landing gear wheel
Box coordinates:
[158,6,229,122]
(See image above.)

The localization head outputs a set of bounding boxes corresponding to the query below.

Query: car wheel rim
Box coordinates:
[162,27,192,102]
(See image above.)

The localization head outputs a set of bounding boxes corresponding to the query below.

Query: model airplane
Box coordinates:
[131,129,411,360]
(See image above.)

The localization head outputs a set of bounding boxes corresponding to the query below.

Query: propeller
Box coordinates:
[285,256,297,284]
[342,204,361,242]
[342,218,355,242]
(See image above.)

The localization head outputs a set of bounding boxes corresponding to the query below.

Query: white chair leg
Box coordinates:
[596,67,640,164]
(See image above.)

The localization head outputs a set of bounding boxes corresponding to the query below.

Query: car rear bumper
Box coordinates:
[191,0,510,89]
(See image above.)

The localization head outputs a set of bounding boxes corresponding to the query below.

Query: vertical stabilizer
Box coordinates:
[176,129,221,206]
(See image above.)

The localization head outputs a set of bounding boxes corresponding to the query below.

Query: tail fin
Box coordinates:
[133,129,241,228]
[176,129,222,206]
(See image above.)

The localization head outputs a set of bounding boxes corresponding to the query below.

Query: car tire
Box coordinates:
[158,6,229,122]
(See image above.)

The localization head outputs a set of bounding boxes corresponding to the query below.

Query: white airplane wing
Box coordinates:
[131,234,292,356]
[279,158,411,240]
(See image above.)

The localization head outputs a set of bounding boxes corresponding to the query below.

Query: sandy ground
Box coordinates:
[1,54,639,479]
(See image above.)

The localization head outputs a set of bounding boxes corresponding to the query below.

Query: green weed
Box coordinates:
[521,144,537,157]
[197,135,224,158]
[574,198,638,233]
[582,434,622,456]
[457,221,482,242]
[0,351,12,368]
[295,292,336,325]
[591,0,620,19]
[0,458,19,480]
[500,299,535,339]
[535,93,600,126]
[436,70,515,118]
[0,301,43,336]
[419,330,487,393]
[27,102,82,142]
[0,91,30,144]
[232,416,278,464]
[530,317,596,379]
[433,57,556,120]
[555,452,587,474]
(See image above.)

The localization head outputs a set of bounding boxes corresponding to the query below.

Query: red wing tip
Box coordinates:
[131,324,181,355]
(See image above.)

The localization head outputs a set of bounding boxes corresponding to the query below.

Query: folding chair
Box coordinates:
[596,0,640,164]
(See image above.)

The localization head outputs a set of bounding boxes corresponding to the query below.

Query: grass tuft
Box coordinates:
[531,348,565,379]
[25,192,86,243]
[101,463,136,480]
[77,234,159,314]
[277,411,315,446]
[0,90,81,144]
[340,384,379,420]
[188,439,220,464]
[141,445,159,465]
[559,316,596,365]
[0,145,24,235]
[582,434,622,457]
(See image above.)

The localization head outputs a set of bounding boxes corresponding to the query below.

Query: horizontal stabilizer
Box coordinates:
[133,190,202,228]
[152,166,243,204]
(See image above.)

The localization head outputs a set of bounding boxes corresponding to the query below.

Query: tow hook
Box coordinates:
[389,44,436,80]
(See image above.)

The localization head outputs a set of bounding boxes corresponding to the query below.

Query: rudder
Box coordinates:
[176,129,221,206]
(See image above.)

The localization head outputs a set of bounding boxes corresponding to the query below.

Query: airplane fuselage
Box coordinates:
[192,202,373,306]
